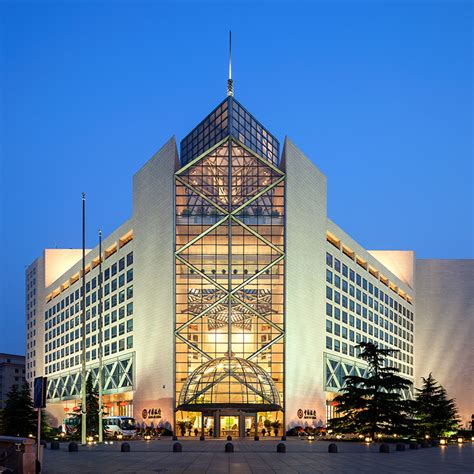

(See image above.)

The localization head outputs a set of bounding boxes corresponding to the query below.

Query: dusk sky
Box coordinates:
[1,1,472,355]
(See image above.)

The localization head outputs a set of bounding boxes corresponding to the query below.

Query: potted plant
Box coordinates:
[194,428,199,437]
[181,208,190,217]
[263,419,272,436]
[271,420,281,437]
[177,420,187,437]
[261,428,266,437]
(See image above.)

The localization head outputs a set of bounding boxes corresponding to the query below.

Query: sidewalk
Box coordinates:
[42,439,474,473]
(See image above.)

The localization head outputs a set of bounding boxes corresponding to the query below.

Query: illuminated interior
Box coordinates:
[175,125,285,434]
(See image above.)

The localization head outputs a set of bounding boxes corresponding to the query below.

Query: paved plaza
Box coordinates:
[42,438,473,473]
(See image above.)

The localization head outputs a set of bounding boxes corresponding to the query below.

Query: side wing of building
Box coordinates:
[415,259,474,428]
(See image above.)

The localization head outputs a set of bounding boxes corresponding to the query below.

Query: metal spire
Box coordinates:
[227,30,233,97]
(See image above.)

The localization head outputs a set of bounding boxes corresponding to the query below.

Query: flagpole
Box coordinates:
[98,229,104,443]
[81,193,87,445]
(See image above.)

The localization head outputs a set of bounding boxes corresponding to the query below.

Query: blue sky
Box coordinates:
[1,1,472,355]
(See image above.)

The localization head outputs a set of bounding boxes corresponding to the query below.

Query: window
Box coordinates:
[126,302,133,316]
[326,286,332,300]
[119,257,125,272]
[126,269,133,283]
[326,303,333,317]
[326,320,333,333]
[326,269,333,283]
[126,336,133,349]
[127,252,133,266]
[326,336,332,349]
[127,285,133,299]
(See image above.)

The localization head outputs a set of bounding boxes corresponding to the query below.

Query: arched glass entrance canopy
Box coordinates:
[177,356,282,412]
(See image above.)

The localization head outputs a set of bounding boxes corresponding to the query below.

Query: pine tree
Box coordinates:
[1,384,37,437]
[69,373,101,436]
[413,373,459,438]
[328,342,412,439]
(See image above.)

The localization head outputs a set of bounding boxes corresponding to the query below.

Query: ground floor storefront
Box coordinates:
[175,409,284,438]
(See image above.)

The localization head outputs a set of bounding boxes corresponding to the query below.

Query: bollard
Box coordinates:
[431,440,439,447]
[328,443,338,453]
[277,443,286,453]
[68,442,78,452]
[225,442,234,453]
[200,435,205,441]
[121,442,130,452]
[227,435,232,441]
[172,435,178,441]
[173,442,182,452]
[254,435,259,441]
[421,441,430,448]
[379,443,390,453]
[396,443,405,451]
[409,443,418,450]
[281,436,287,441]
[50,441,60,450]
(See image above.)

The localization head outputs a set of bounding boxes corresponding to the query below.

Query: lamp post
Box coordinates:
[98,229,104,443]
[81,193,87,445]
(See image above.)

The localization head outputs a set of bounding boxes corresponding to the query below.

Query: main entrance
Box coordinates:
[220,416,239,437]
[213,411,258,437]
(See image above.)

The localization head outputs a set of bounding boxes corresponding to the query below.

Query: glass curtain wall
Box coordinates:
[175,136,285,426]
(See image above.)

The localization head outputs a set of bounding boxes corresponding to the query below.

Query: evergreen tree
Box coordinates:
[413,373,459,438]
[70,373,101,436]
[328,342,412,439]
[1,384,37,437]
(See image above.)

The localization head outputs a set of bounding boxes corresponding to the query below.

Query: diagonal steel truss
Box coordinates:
[175,136,285,405]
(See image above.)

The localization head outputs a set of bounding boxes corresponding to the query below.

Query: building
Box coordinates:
[25,87,424,436]
[415,259,474,428]
[0,353,26,409]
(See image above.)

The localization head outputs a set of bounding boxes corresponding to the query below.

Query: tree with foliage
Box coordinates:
[328,342,412,439]
[412,373,459,438]
[1,384,37,437]
[70,374,101,436]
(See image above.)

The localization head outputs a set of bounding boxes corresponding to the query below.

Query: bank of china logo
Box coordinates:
[297,409,304,419]
[142,409,148,419]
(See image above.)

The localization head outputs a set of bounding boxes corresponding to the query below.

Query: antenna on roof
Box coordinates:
[227,30,234,97]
